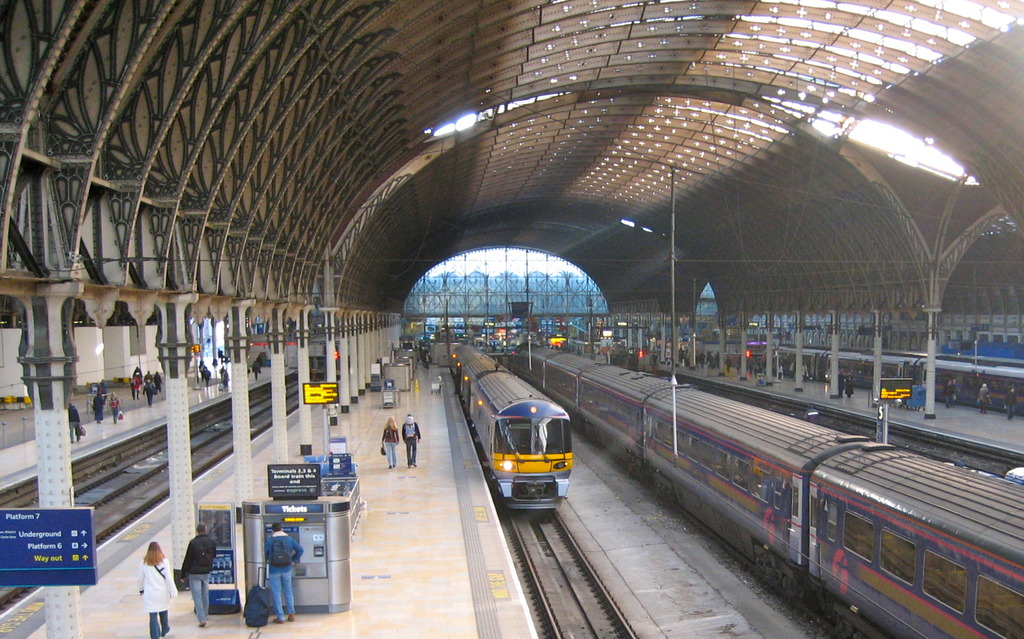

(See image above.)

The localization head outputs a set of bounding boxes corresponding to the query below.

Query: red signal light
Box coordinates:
[745,350,752,358]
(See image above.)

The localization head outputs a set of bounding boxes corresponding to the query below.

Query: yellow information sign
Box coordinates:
[302,382,340,405]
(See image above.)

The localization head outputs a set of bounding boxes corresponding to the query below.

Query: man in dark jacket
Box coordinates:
[181,524,218,627]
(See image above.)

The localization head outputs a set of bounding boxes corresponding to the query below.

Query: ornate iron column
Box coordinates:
[17,282,83,638]
[155,293,199,565]
[269,306,289,463]
[227,300,255,504]
[296,306,314,453]
[829,310,841,399]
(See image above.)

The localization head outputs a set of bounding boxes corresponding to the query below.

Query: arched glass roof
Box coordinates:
[404,248,610,317]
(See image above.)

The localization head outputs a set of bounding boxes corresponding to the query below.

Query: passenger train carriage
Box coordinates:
[453,345,573,509]
[511,345,1024,639]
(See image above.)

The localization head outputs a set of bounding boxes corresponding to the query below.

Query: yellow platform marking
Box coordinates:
[122,523,151,541]
[488,571,510,599]
[474,507,488,522]
[0,601,43,633]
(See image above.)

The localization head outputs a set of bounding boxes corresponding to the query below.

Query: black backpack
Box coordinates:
[269,538,292,568]
[194,536,216,572]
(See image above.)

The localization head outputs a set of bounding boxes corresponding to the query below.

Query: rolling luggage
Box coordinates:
[243,583,272,627]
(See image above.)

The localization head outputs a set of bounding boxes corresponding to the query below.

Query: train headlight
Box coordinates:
[554,461,568,470]
[500,460,515,472]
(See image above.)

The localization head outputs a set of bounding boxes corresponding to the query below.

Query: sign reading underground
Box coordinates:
[0,508,98,586]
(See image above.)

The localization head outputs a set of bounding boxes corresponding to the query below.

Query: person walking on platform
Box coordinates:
[92,391,106,423]
[130,374,142,401]
[402,414,422,468]
[201,364,212,388]
[219,366,229,390]
[143,379,157,406]
[181,523,218,628]
[154,371,163,393]
[137,541,177,639]
[109,392,122,423]
[943,379,957,408]
[1006,386,1017,420]
[978,383,991,414]
[381,416,401,469]
[69,404,82,443]
[264,522,303,624]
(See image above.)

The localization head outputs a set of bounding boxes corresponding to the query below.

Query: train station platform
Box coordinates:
[676,368,1024,457]
[0,366,537,639]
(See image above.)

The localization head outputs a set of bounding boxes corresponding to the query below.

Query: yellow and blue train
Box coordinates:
[453,345,572,510]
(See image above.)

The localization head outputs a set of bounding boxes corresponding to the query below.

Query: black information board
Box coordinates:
[267,464,322,499]
[879,378,914,401]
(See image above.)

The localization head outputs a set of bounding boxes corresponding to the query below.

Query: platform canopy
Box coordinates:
[3,0,1024,316]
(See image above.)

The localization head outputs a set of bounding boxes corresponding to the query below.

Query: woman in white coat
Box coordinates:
[137,541,177,639]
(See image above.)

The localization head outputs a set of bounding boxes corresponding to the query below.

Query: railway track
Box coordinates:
[0,375,297,612]
[504,511,636,639]
[672,371,1024,474]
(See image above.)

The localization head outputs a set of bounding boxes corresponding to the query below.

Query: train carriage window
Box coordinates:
[773,479,788,510]
[923,551,967,613]
[730,457,751,491]
[843,512,874,562]
[826,502,838,541]
[977,576,1024,639]
[880,530,916,586]
[752,466,768,500]
[711,449,728,477]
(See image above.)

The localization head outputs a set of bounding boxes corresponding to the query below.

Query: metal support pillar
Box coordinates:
[270,307,289,463]
[794,312,805,392]
[872,310,883,405]
[925,309,939,419]
[297,308,314,450]
[829,310,841,399]
[155,294,199,564]
[227,302,254,504]
[18,283,84,639]
[765,313,774,383]
[739,318,748,381]
[338,320,351,413]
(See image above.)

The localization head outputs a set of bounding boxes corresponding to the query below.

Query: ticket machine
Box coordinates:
[242,489,358,613]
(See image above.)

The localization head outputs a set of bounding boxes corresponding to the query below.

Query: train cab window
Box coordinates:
[730,457,751,491]
[880,530,916,586]
[843,512,874,562]
[976,576,1024,639]
[923,551,967,613]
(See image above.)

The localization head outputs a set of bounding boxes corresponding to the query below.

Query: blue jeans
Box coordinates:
[189,572,210,623]
[266,569,294,620]
[405,437,418,466]
[148,610,169,639]
[384,441,398,467]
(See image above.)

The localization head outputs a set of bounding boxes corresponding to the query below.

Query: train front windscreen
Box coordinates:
[494,418,570,455]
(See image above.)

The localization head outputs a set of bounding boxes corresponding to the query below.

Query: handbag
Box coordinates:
[380,445,386,456]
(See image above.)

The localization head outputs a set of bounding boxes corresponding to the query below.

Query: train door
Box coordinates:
[789,473,804,565]
[808,483,821,578]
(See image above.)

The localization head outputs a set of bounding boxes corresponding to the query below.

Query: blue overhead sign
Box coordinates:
[0,508,97,586]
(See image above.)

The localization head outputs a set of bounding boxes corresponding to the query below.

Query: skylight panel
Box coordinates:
[849,119,969,180]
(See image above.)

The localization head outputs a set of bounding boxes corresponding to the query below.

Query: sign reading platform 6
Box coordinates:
[302,382,340,405]
[0,508,97,586]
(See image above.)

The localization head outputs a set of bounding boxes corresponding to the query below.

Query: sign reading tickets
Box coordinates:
[879,378,914,401]
[302,382,340,405]
[268,464,322,499]
[0,508,97,586]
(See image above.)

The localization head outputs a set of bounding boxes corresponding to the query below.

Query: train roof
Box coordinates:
[561,357,870,471]
[814,448,1024,569]
[458,345,567,417]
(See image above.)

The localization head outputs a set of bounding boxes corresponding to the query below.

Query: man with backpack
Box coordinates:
[180,524,218,628]
[264,522,303,624]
